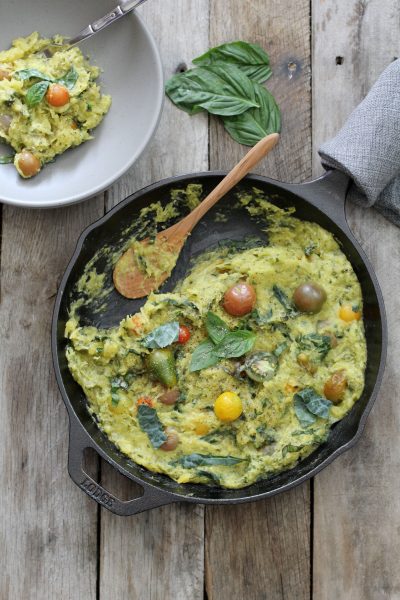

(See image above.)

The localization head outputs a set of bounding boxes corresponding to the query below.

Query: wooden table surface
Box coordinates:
[1,1,399,598]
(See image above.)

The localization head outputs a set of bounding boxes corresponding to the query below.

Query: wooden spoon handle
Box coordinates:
[175,132,279,234]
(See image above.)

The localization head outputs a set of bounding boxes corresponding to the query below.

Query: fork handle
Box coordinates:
[68,0,148,46]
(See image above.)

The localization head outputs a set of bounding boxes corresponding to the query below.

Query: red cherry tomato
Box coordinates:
[137,396,154,408]
[223,282,256,316]
[46,83,70,107]
[178,325,191,344]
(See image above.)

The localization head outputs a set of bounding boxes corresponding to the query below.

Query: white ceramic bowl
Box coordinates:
[0,0,163,208]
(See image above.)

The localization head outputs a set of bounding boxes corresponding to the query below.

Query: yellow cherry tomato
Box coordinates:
[195,422,209,436]
[339,304,361,322]
[214,391,242,423]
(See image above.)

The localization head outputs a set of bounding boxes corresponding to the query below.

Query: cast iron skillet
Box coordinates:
[52,170,387,516]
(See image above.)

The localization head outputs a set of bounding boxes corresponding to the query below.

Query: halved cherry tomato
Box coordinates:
[46,83,70,107]
[178,325,191,344]
[223,282,256,316]
[137,396,154,408]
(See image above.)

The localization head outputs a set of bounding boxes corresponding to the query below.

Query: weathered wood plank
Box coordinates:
[205,2,312,599]
[312,1,400,598]
[0,200,103,599]
[99,2,209,598]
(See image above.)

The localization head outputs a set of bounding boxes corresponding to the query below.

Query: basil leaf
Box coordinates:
[223,83,281,146]
[178,453,244,468]
[137,405,167,448]
[190,339,219,372]
[272,284,298,317]
[297,333,332,359]
[214,330,256,358]
[293,388,332,427]
[58,66,79,90]
[165,65,259,116]
[294,397,317,427]
[193,41,272,84]
[142,321,180,349]
[205,311,230,344]
[26,81,50,107]
[0,154,15,164]
[16,68,54,82]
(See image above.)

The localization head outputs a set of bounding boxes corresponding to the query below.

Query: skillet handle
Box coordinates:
[68,419,175,516]
[287,169,351,233]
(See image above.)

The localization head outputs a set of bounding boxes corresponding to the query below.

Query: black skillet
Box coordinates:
[52,169,387,516]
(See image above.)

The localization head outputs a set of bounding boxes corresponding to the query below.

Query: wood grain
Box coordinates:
[99,2,209,599]
[205,2,312,599]
[312,1,400,598]
[0,201,103,599]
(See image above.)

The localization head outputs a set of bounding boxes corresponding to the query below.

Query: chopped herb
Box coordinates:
[297,333,332,360]
[137,405,167,448]
[293,388,332,427]
[141,321,180,349]
[272,285,298,318]
[304,242,317,256]
[177,453,244,468]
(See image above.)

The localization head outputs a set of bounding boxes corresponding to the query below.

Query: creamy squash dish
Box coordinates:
[65,186,366,489]
[0,32,111,178]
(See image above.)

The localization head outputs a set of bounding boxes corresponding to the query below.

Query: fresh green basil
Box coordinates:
[58,66,79,90]
[189,339,219,372]
[178,453,244,468]
[165,64,259,116]
[0,154,15,164]
[137,405,167,448]
[193,41,272,84]
[16,68,54,82]
[214,329,256,358]
[26,80,51,107]
[293,388,332,427]
[141,321,180,349]
[205,311,230,344]
[297,333,332,359]
[272,284,298,318]
[222,83,281,146]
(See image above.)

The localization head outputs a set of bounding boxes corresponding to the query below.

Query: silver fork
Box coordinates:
[43,0,149,55]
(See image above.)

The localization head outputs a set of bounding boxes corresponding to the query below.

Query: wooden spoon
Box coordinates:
[113,132,280,299]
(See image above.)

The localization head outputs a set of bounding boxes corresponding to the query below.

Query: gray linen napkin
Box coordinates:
[319,58,400,226]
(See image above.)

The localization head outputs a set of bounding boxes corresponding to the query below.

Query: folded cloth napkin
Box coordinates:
[319,58,400,226]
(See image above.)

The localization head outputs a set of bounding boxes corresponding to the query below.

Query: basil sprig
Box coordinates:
[190,311,256,372]
[166,41,280,146]
[165,64,259,116]
[16,67,79,107]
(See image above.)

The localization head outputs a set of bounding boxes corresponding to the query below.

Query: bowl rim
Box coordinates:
[0,12,164,209]
[51,171,387,510]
